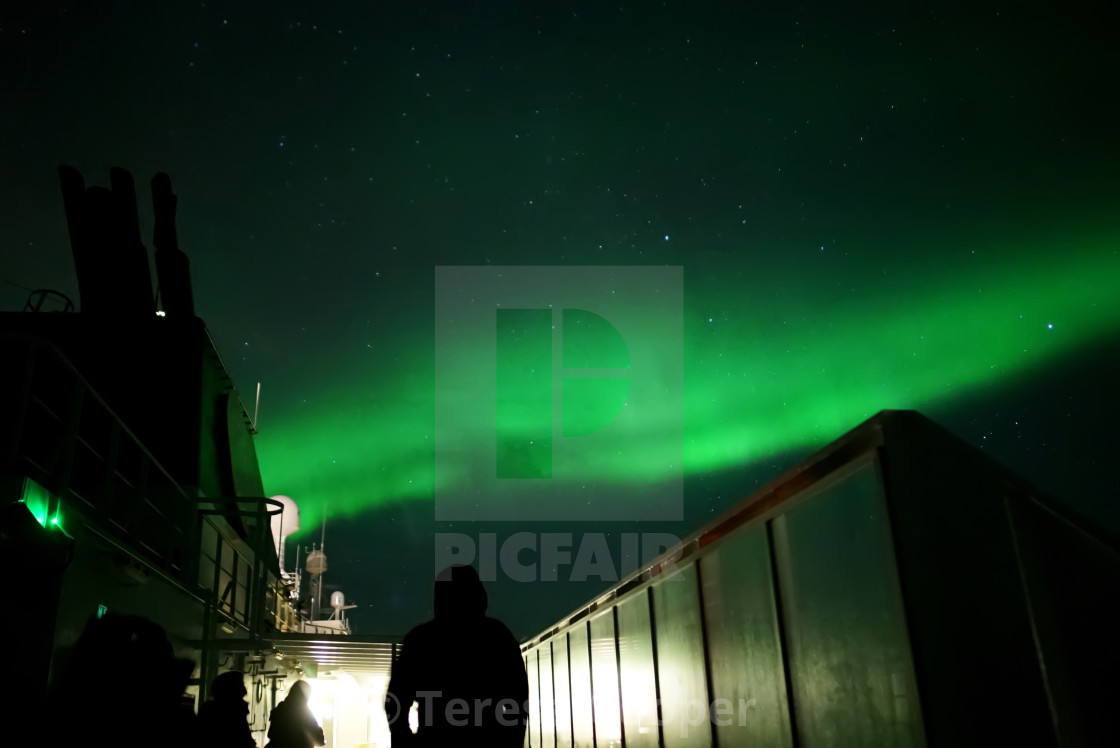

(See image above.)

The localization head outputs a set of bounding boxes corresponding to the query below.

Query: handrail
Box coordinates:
[195,497,283,550]
[0,333,284,638]
[1,332,192,503]
[1,333,196,588]
[195,497,286,637]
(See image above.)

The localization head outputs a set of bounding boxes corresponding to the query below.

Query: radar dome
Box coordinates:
[305,549,327,576]
[270,496,300,572]
[270,495,300,539]
[330,591,345,609]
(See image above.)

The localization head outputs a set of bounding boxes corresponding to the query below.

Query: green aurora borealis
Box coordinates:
[6,0,1120,633]
[257,235,1119,525]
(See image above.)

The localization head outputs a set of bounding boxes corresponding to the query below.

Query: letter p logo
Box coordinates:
[496,308,631,478]
[435,266,682,522]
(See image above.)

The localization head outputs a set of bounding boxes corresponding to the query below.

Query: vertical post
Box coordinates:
[310,568,318,623]
[229,553,239,625]
[585,621,595,748]
[199,598,214,704]
[317,506,327,619]
[212,527,222,618]
[766,520,801,748]
[251,500,269,635]
[694,558,719,748]
[611,608,625,748]
[646,586,665,748]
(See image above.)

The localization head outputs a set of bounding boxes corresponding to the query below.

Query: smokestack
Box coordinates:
[58,166,155,316]
[151,173,196,317]
[58,166,94,310]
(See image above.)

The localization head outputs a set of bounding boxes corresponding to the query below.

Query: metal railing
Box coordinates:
[1,333,195,584]
[0,334,296,637]
[194,496,286,635]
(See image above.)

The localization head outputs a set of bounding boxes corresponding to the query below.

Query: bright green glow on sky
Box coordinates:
[258,239,1119,524]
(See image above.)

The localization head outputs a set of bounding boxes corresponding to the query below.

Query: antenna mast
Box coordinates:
[317,505,327,615]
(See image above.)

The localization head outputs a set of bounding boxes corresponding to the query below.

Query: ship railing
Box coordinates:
[0,333,196,591]
[191,496,289,637]
[0,334,302,642]
[0,335,295,636]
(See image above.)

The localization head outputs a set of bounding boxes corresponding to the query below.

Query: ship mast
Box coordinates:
[317,505,326,619]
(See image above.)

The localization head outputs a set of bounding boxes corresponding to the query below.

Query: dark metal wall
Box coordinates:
[1,315,261,512]
[523,455,923,748]
[51,516,205,665]
[521,411,1120,748]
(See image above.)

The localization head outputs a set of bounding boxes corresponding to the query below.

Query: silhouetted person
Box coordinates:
[266,680,325,748]
[199,670,257,748]
[385,564,528,748]
[46,612,198,748]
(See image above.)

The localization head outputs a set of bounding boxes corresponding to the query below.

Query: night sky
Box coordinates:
[3,0,1118,639]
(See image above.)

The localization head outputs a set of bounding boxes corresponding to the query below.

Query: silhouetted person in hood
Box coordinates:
[199,670,257,748]
[45,613,198,748]
[385,564,528,748]
[266,680,325,748]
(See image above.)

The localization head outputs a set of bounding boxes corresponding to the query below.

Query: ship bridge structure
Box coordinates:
[518,410,1119,748]
[0,166,397,748]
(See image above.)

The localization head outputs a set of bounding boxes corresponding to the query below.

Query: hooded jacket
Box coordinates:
[266,681,325,748]
[385,565,528,748]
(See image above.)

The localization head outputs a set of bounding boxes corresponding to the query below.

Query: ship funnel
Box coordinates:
[151,173,196,317]
[58,166,154,316]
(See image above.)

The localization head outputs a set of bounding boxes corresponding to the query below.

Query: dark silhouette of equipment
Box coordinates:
[152,172,196,317]
[58,166,153,316]
[58,166,196,319]
[23,289,75,313]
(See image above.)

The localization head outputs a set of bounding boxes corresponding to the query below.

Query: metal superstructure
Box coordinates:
[1,167,394,748]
